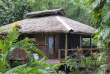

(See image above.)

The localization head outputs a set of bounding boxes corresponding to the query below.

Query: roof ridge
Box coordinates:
[26,9,66,18]
[55,16,73,33]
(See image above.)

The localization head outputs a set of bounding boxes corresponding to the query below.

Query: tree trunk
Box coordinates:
[105,43,110,74]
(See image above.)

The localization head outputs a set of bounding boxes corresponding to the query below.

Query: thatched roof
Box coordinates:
[26,8,66,18]
[0,9,94,34]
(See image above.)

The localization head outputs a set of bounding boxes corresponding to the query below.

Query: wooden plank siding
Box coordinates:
[10,33,46,60]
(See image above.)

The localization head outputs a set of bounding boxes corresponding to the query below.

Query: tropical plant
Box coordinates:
[0,22,46,72]
[81,57,92,68]
[66,56,79,74]
[86,0,110,74]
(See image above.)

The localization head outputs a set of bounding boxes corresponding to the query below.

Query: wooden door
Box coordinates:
[49,36,54,59]
[45,34,59,59]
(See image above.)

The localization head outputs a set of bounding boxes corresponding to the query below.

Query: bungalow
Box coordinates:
[0,9,97,62]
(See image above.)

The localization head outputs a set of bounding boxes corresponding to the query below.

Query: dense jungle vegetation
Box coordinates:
[0,0,110,74]
[0,0,92,26]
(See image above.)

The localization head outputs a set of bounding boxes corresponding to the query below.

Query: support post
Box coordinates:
[58,49,60,60]
[90,36,92,53]
[90,36,92,48]
[65,34,67,60]
[53,34,55,59]
[80,35,82,48]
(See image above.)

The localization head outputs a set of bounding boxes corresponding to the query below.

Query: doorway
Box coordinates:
[49,36,54,59]
[45,34,59,59]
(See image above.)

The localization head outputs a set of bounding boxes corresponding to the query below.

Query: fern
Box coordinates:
[32,61,49,67]
[26,66,48,74]
[6,28,19,42]
[0,28,12,34]
[52,63,65,69]
[4,64,27,74]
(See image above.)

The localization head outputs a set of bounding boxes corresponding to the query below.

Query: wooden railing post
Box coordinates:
[58,49,60,60]
[65,49,67,59]
[65,34,67,60]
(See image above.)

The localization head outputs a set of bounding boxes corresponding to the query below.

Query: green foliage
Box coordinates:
[0,0,35,25]
[4,64,27,74]
[0,59,4,72]
[83,38,97,46]
[0,28,11,33]
[0,27,64,74]
[87,0,110,48]
[81,57,92,68]
[66,51,105,73]
[87,0,110,73]
[66,56,79,71]
[0,28,45,73]
[0,28,20,62]
[52,63,66,70]
[96,52,105,63]
[6,28,19,42]
[0,0,92,26]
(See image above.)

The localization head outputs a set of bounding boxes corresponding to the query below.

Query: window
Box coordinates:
[83,38,97,47]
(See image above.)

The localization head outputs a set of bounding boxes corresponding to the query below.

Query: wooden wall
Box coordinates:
[34,34,47,58]
[34,34,45,45]
[10,33,46,60]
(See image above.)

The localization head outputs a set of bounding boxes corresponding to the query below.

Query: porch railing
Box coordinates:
[58,48,99,61]
[58,49,67,60]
